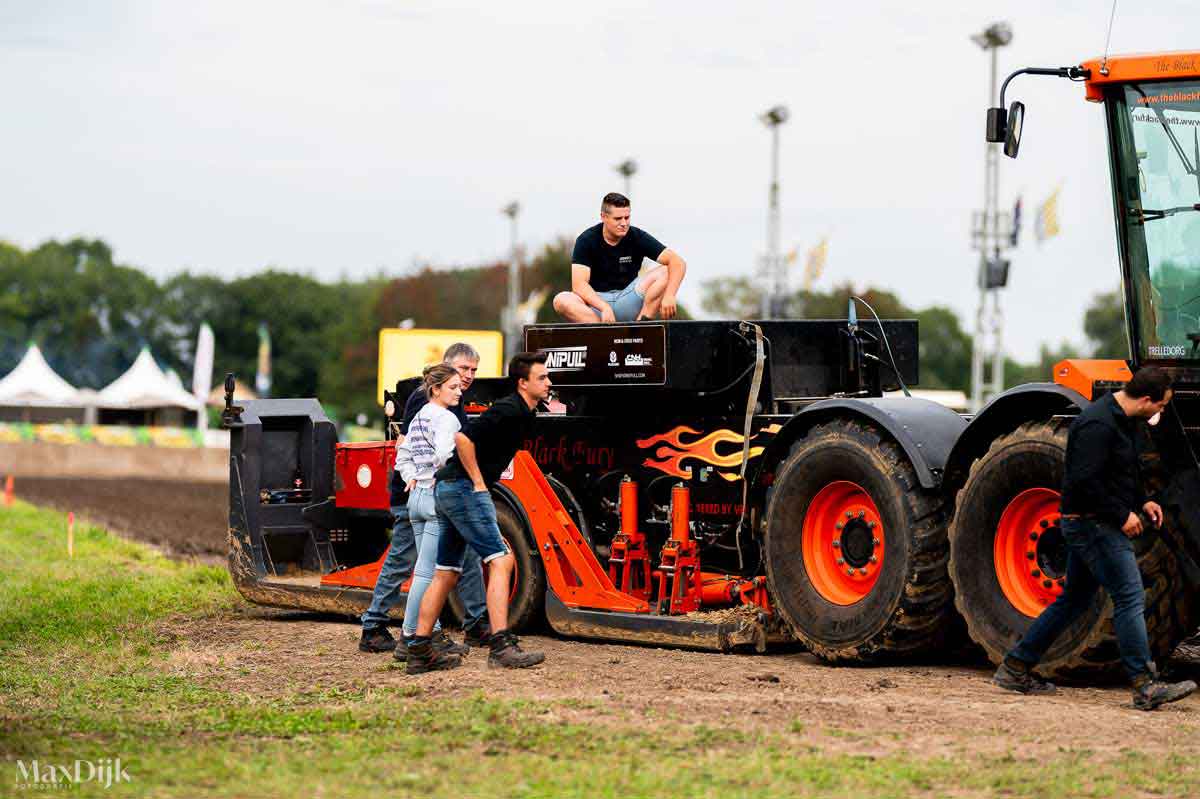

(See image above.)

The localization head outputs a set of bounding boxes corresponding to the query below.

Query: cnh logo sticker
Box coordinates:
[14,758,132,789]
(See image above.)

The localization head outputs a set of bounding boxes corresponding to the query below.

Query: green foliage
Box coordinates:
[1084,289,1128,358]
[0,238,584,420]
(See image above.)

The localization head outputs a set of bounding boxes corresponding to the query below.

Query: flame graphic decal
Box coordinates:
[636,424,780,480]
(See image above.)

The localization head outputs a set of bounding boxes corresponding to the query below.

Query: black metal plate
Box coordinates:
[526,324,667,386]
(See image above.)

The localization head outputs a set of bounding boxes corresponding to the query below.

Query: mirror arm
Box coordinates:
[987,66,1091,143]
[998,66,1088,108]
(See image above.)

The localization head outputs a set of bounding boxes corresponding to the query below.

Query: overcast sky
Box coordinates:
[4,1,1199,361]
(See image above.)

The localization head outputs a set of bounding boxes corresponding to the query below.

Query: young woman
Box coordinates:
[394,363,470,663]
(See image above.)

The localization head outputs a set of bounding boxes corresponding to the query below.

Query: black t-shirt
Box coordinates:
[435,393,536,487]
[571,223,666,292]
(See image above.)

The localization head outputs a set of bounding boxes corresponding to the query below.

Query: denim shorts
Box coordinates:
[434,478,511,571]
[592,274,645,322]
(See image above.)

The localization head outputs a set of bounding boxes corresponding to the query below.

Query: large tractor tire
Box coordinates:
[948,419,1192,680]
[445,500,546,634]
[764,419,956,662]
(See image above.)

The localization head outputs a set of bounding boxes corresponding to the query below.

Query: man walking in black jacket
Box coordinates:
[993,366,1196,710]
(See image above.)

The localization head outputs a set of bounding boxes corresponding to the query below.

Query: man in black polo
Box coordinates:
[405,352,551,673]
[993,366,1197,710]
[552,192,687,323]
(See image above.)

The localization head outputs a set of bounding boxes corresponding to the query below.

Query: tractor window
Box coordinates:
[1113,80,1200,361]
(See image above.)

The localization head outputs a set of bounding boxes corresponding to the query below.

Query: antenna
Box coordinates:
[1100,0,1118,76]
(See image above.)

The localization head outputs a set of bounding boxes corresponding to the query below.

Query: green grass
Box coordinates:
[1,500,1198,798]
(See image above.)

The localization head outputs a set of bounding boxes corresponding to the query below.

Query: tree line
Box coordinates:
[1,237,1125,423]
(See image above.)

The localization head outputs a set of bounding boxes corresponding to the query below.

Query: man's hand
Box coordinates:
[405,478,416,493]
[473,482,487,493]
[1122,511,1144,537]
[1143,501,1165,529]
[660,292,677,319]
[599,303,616,323]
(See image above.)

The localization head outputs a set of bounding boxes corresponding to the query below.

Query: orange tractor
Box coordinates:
[224,51,1200,676]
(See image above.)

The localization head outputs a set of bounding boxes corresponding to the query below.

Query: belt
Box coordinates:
[1060,512,1099,520]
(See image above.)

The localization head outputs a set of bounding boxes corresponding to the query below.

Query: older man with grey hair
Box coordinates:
[358,342,489,657]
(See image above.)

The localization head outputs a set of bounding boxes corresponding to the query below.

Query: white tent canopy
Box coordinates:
[96,348,203,411]
[0,343,82,406]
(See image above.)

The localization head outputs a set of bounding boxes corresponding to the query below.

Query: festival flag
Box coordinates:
[192,323,215,434]
[802,237,829,291]
[255,323,272,397]
[1035,188,1061,243]
[1010,196,1022,247]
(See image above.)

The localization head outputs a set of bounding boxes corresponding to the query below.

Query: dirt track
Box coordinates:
[17,476,1200,756]
[13,477,227,558]
[163,607,1200,761]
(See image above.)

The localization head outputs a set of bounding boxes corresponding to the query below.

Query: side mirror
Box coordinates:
[1003,101,1024,158]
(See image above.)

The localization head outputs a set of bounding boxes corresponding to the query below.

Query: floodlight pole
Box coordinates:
[502,201,521,359]
[970,23,1012,412]
[615,159,638,197]
[760,106,788,319]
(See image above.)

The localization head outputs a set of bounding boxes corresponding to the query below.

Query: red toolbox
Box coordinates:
[334,441,396,510]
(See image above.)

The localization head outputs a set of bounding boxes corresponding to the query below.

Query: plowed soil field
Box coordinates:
[11,477,227,559]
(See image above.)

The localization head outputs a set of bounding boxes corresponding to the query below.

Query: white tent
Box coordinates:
[96,348,203,412]
[0,343,81,406]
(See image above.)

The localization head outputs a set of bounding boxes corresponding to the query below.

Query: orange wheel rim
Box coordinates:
[481,534,519,602]
[994,488,1066,618]
[801,481,885,605]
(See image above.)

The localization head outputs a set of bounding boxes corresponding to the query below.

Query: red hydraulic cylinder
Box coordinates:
[654,482,702,614]
[607,476,652,600]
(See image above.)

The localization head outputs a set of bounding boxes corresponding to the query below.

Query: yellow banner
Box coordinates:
[376,328,504,404]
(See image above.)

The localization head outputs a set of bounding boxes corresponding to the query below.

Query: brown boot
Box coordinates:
[405,636,462,675]
[487,630,544,669]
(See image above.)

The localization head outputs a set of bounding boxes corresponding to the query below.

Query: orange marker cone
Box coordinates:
[3,475,12,507]
[67,512,75,558]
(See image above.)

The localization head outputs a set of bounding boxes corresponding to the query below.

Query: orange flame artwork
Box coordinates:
[636,424,780,480]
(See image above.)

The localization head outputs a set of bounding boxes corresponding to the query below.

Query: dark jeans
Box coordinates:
[434,479,511,570]
[360,502,486,632]
[1009,517,1152,682]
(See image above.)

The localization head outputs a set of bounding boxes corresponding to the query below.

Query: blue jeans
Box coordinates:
[591,273,647,322]
[361,504,418,630]
[360,502,487,632]
[402,485,487,636]
[435,479,511,571]
[1009,517,1152,682]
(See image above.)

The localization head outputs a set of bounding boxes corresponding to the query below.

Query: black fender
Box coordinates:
[942,383,1089,495]
[491,482,535,540]
[758,397,968,492]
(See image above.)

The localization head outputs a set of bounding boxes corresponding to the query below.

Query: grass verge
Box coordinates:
[1,500,1197,798]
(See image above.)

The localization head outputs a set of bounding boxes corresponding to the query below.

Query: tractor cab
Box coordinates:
[989,52,1200,373]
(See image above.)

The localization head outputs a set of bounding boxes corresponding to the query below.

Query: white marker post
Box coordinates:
[67,512,75,558]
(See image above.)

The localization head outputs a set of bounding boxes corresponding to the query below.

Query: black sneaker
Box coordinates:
[358,625,397,653]
[487,630,545,669]
[433,629,470,657]
[993,658,1056,695]
[392,635,409,662]
[463,622,492,648]
[1133,678,1197,711]
[406,637,463,675]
